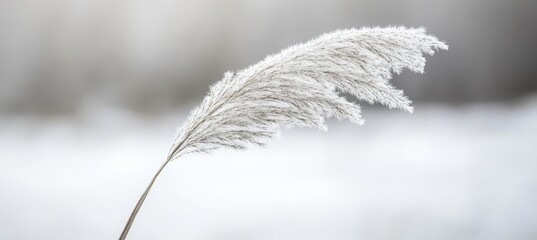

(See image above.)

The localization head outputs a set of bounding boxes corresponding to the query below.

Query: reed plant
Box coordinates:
[119,26,448,239]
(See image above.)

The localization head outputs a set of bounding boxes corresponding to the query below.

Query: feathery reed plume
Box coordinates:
[119,26,448,239]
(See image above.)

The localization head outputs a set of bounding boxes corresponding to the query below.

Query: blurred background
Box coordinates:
[1,0,536,239]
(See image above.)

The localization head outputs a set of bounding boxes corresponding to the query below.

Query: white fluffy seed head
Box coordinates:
[169,26,448,159]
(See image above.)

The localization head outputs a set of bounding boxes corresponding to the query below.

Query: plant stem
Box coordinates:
[119,156,172,240]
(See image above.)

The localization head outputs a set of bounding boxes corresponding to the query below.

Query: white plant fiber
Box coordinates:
[169,26,448,159]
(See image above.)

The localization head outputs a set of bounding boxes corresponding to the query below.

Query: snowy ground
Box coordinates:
[1,100,537,240]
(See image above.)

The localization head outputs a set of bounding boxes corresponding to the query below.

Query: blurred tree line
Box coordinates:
[1,0,536,115]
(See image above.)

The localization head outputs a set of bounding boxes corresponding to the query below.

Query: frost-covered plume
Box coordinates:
[119,26,448,239]
[169,26,447,158]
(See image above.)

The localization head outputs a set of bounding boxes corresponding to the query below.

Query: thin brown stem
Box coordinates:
[118,156,172,240]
